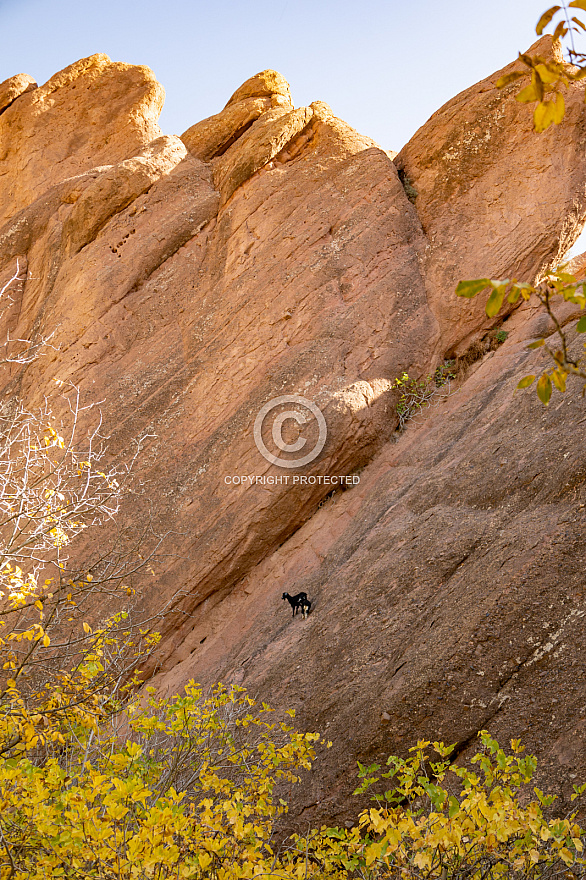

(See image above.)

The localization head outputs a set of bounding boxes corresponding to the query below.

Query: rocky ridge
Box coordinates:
[0,36,586,828]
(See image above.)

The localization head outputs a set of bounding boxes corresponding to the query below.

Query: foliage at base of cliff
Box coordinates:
[0,680,321,879]
[1,661,585,880]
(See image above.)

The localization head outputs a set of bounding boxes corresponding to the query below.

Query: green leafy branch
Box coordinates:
[456,269,586,404]
[496,1,586,132]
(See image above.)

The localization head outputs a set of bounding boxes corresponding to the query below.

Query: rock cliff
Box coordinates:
[1,36,586,829]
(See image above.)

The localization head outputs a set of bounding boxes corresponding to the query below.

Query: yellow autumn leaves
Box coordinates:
[0,682,322,880]
[496,1,586,133]
[1,669,585,880]
[292,734,586,879]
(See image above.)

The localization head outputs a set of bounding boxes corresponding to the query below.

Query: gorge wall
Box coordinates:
[1,36,586,829]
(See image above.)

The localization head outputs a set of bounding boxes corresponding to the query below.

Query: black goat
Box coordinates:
[282,591,311,619]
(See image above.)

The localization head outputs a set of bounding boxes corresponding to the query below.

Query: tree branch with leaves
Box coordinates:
[454,3,586,404]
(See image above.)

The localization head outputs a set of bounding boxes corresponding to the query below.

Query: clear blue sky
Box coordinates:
[2,0,585,253]
[0,0,551,150]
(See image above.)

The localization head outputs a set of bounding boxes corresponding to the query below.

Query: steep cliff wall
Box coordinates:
[1,36,586,829]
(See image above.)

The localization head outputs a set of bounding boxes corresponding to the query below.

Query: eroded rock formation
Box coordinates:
[1,36,586,829]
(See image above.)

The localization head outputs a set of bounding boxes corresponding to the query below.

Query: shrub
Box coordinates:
[392,362,455,429]
[0,681,320,879]
[0,399,161,763]
[296,732,586,879]
[2,671,584,880]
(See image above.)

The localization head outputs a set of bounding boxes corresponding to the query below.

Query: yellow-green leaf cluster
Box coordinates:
[456,269,586,404]
[288,732,586,879]
[496,3,586,133]
[0,680,321,879]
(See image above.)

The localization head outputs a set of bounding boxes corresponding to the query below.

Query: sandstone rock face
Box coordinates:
[395,36,586,356]
[1,47,586,831]
[212,105,315,204]
[181,97,276,162]
[0,54,164,227]
[0,73,36,114]
[0,58,437,663]
[224,69,292,107]
[154,299,586,829]
[181,70,294,163]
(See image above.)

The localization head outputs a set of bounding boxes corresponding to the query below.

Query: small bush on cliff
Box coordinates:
[392,362,455,429]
